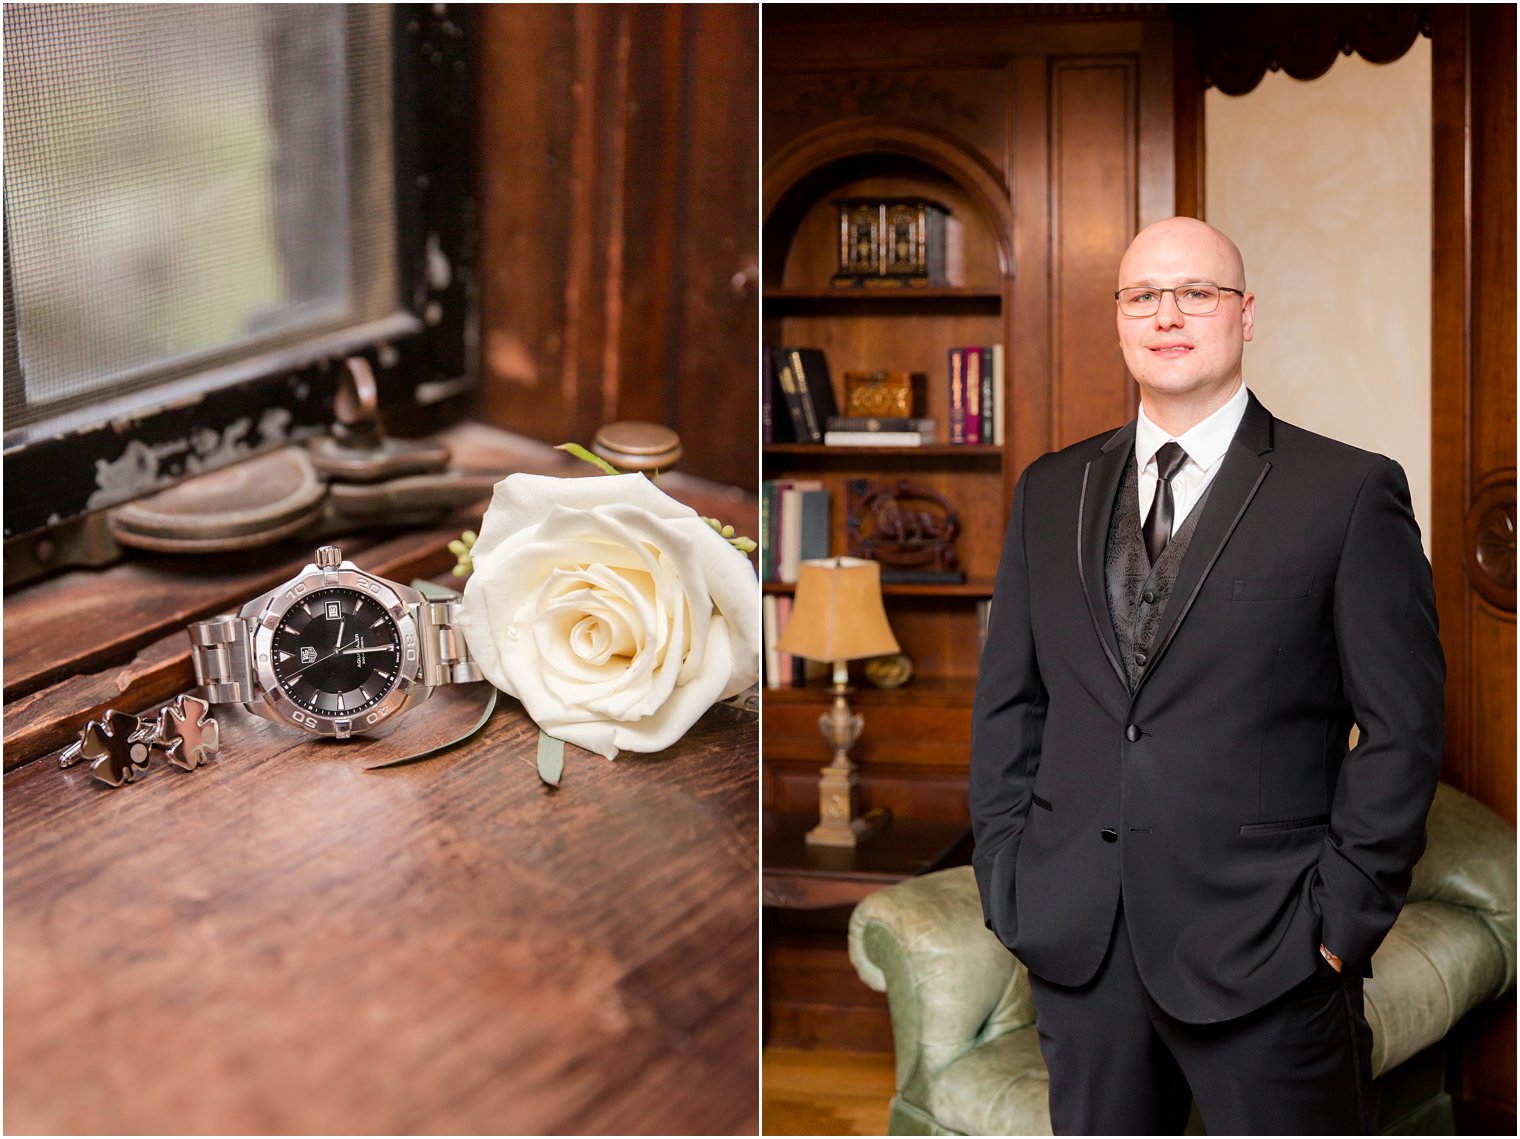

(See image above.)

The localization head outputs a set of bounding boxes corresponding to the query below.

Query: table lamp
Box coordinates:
[775,556,900,847]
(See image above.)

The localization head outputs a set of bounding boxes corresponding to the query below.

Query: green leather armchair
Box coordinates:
[849,783,1516,1135]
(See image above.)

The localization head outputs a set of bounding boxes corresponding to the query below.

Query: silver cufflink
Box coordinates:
[59,696,221,787]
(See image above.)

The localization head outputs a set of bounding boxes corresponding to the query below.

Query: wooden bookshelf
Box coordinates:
[760,4,1190,1049]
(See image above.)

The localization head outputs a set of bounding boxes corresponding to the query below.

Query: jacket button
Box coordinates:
[1101,828,1118,843]
[1142,590,1157,604]
[1125,724,1141,742]
[1134,650,1148,666]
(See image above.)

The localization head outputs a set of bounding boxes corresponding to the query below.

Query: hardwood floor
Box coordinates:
[762,1047,897,1136]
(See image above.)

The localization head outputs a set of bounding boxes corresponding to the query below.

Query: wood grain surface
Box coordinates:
[6,690,758,1134]
[4,424,760,1135]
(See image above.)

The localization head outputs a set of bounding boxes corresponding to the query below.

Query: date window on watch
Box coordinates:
[325,601,342,621]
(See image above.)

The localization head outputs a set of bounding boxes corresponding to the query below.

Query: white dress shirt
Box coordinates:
[1135,382,1250,530]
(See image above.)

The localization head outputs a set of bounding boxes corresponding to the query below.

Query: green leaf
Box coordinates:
[366,687,497,770]
[554,443,620,476]
[536,730,566,787]
[411,579,462,600]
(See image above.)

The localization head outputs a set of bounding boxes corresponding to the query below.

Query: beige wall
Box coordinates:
[1205,42,1432,545]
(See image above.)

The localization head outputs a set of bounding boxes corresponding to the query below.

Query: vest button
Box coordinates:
[1134,650,1148,666]
[1142,589,1157,604]
[1101,828,1118,843]
[1125,724,1141,742]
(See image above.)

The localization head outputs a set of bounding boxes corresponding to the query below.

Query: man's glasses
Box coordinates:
[1115,283,1246,317]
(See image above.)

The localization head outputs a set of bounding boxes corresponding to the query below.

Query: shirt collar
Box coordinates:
[1136,382,1250,474]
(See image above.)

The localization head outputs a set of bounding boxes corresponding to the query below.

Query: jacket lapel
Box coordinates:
[1132,392,1275,699]
[1078,422,1134,691]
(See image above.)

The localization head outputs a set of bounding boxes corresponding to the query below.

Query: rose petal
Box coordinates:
[455,471,760,759]
[468,473,694,566]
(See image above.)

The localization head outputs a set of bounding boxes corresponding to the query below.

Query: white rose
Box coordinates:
[456,472,759,759]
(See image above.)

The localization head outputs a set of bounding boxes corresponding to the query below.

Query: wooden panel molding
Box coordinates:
[1049,57,1140,447]
[1464,475,1517,612]
[1430,3,1517,819]
[1430,4,1516,1132]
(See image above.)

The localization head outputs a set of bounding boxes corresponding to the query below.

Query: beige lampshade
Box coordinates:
[776,556,900,662]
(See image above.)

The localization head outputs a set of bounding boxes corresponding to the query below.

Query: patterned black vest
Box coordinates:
[1105,455,1213,691]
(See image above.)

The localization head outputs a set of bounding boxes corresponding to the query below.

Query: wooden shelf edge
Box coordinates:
[763,286,1002,302]
[763,578,995,598]
[761,677,977,705]
[762,443,1002,458]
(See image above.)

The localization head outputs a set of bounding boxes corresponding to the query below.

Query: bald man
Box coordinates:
[970,218,1443,1134]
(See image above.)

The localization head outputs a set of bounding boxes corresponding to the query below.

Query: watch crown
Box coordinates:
[315,545,342,569]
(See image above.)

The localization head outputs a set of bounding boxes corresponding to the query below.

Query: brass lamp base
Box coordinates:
[806,760,874,847]
[803,682,880,848]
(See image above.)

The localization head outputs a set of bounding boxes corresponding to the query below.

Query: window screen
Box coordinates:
[3,4,397,444]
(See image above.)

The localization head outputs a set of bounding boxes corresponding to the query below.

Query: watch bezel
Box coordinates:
[245,563,427,738]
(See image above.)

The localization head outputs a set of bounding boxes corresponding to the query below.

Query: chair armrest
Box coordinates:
[1367,900,1510,1075]
[1407,783,1517,997]
[849,866,1032,1101]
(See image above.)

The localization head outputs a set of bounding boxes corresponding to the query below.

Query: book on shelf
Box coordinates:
[991,344,1005,446]
[977,598,993,658]
[762,478,827,583]
[825,415,937,434]
[763,593,828,689]
[824,430,932,447]
[776,595,794,686]
[965,348,981,444]
[948,348,967,443]
[946,343,1004,445]
[798,489,830,568]
[824,411,938,445]
[979,346,995,444]
[770,349,813,444]
[772,347,838,444]
[760,481,776,581]
[763,594,782,689]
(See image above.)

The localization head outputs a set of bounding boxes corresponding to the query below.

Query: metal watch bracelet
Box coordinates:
[188,597,482,704]
[414,597,484,688]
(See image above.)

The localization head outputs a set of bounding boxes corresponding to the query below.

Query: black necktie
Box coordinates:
[1143,442,1189,564]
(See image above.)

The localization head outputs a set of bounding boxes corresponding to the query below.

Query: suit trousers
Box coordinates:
[1027,902,1373,1135]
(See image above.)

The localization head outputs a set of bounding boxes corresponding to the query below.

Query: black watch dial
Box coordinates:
[270,587,404,716]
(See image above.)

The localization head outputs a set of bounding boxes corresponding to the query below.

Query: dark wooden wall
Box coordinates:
[474,4,758,490]
[1430,5,1516,1133]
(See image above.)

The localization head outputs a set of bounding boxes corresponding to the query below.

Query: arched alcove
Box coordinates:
[762,119,1015,290]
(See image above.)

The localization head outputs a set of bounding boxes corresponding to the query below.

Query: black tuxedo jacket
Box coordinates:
[969,393,1444,1024]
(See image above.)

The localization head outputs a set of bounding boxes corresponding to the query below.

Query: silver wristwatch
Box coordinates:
[187,545,482,738]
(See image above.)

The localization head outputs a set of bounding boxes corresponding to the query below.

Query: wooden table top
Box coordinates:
[4,425,760,1135]
[761,813,971,910]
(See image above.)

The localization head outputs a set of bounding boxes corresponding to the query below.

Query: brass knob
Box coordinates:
[591,422,683,472]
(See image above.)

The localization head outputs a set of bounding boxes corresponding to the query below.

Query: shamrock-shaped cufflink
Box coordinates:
[58,710,155,787]
[149,695,221,771]
[60,696,221,788]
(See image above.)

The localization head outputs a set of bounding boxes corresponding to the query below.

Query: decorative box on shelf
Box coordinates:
[843,369,925,418]
[832,198,949,288]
